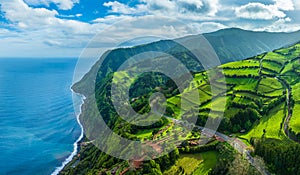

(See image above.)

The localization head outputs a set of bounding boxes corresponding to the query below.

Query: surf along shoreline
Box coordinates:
[51,87,86,175]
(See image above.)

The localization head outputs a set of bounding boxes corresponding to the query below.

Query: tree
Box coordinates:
[245,120,252,131]
[228,155,250,175]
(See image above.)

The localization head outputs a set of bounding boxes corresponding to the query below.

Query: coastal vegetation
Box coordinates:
[62,29,300,174]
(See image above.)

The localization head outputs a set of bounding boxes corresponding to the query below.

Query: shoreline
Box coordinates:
[51,88,86,175]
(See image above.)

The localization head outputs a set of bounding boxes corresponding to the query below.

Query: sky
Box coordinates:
[1,0,300,58]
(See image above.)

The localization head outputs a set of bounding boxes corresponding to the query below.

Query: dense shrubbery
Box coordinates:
[261,96,286,115]
[222,66,260,69]
[288,128,300,142]
[179,141,219,153]
[225,74,260,79]
[135,148,180,174]
[252,138,300,175]
[229,108,260,132]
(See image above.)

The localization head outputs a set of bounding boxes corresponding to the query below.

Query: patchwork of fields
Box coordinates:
[92,42,300,175]
[167,43,300,143]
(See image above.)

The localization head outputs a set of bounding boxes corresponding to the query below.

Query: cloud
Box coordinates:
[256,18,300,32]
[58,13,82,18]
[275,0,294,11]
[2,0,59,29]
[103,1,146,15]
[292,0,300,10]
[1,0,300,58]
[24,0,79,10]
[103,0,221,20]
[235,3,286,20]
[186,22,228,34]
[92,15,132,24]
[0,0,109,57]
[142,0,176,11]
[43,39,62,46]
[178,0,219,16]
[0,0,102,34]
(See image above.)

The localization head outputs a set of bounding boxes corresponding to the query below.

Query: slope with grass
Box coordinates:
[163,151,218,175]
[62,30,300,175]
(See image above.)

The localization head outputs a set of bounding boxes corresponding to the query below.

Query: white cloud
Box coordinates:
[104,0,221,20]
[275,0,294,11]
[2,0,59,29]
[92,15,132,24]
[0,0,108,57]
[103,1,146,15]
[293,0,300,10]
[1,0,300,58]
[235,3,286,20]
[24,0,79,10]
[256,18,300,32]
[0,0,102,34]
[186,22,228,34]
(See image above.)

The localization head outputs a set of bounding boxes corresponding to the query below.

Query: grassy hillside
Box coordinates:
[63,31,300,175]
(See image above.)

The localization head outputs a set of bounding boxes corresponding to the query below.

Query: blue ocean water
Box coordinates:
[0,58,82,175]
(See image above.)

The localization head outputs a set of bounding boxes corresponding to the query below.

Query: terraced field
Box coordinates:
[91,42,300,175]
[291,82,300,135]
[166,42,300,144]
[242,103,288,141]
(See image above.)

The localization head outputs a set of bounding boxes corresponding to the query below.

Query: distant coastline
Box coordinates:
[52,88,86,175]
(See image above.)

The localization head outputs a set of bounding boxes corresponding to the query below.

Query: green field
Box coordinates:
[192,151,218,175]
[241,103,287,141]
[290,104,300,134]
[221,60,259,68]
[292,83,300,101]
[264,52,287,64]
[257,77,283,97]
[135,129,154,139]
[262,60,282,73]
[221,77,258,90]
[163,151,218,175]
[281,59,300,74]
[223,68,259,77]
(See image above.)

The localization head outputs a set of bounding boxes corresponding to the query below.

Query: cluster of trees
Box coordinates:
[131,117,169,134]
[216,108,260,133]
[194,107,260,133]
[235,89,278,99]
[288,128,300,142]
[230,101,259,111]
[210,143,260,175]
[209,143,235,175]
[252,138,300,175]
[234,94,263,108]
[225,74,259,79]
[291,56,300,62]
[60,140,124,175]
[261,96,286,115]
[137,148,180,174]
[179,140,219,153]
[222,66,260,70]
[229,108,260,132]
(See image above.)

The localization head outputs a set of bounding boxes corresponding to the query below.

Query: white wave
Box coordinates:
[51,88,86,175]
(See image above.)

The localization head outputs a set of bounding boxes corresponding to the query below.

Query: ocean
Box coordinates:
[0,58,82,175]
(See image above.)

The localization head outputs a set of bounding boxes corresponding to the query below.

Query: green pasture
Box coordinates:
[163,151,218,175]
[290,104,300,134]
[241,103,287,141]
